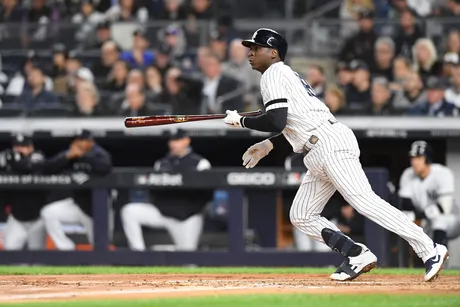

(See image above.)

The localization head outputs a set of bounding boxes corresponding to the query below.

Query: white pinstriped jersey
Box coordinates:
[261,62,334,153]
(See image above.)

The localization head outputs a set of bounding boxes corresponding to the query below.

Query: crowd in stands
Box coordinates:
[0,0,459,117]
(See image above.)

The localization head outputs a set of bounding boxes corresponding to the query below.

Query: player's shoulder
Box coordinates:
[431,163,453,176]
[262,62,293,80]
[401,167,416,181]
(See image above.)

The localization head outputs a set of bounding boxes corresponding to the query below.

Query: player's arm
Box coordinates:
[435,168,455,215]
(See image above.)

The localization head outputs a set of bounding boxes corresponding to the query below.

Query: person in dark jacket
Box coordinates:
[121,129,212,251]
[364,78,397,116]
[345,60,372,110]
[370,37,395,81]
[407,77,458,117]
[15,65,58,109]
[40,130,112,250]
[339,9,378,66]
[0,134,47,250]
[393,9,424,59]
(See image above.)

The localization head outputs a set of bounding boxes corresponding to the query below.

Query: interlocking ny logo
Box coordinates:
[71,173,90,185]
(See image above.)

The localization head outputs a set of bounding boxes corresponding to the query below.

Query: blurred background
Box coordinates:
[0,0,459,268]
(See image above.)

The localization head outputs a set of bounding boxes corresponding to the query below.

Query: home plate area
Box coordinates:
[0,274,459,303]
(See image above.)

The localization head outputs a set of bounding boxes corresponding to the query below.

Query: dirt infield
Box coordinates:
[0,274,459,303]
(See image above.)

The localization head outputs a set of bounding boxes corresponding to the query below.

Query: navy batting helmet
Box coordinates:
[242,28,288,61]
[409,140,433,164]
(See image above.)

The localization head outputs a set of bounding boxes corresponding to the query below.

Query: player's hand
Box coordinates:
[242,139,273,169]
[66,143,84,159]
[223,110,242,127]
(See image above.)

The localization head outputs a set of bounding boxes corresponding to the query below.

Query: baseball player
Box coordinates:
[0,135,47,250]
[223,28,448,282]
[399,141,460,248]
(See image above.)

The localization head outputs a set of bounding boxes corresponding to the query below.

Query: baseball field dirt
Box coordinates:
[0,267,459,306]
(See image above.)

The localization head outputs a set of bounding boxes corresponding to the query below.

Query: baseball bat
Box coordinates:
[124,110,262,128]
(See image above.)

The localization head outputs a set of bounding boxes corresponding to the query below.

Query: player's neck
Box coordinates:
[419,165,431,179]
[259,59,282,74]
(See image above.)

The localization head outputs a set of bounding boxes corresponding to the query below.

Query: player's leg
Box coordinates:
[3,215,28,250]
[164,213,204,251]
[26,219,47,250]
[324,150,447,281]
[120,202,166,251]
[40,198,83,250]
[73,204,94,246]
[435,214,460,245]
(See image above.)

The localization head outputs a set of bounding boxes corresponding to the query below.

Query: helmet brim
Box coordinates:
[242,39,271,49]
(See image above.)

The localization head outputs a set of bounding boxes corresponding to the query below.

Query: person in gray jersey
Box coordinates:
[399,140,460,248]
[223,28,448,282]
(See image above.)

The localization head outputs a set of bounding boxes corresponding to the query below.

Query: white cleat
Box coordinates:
[330,243,378,281]
[424,244,449,282]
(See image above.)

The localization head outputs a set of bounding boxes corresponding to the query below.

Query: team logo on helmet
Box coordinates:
[267,37,276,46]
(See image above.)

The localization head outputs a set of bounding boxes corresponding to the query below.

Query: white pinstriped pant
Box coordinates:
[289,121,434,259]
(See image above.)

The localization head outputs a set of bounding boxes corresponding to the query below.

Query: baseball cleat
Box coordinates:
[424,244,449,282]
[330,243,377,281]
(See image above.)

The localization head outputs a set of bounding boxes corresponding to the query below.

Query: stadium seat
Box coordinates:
[28,103,74,117]
[149,103,172,115]
[0,103,26,117]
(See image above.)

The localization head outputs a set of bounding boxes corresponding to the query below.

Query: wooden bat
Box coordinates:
[124,110,262,128]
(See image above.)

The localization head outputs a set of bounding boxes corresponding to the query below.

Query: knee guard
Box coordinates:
[321,228,362,257]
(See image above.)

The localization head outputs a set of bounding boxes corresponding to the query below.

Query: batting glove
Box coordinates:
[223,110,243,127]
[242,139,274,169]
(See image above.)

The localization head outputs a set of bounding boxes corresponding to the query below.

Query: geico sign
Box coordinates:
[227,172,276,186]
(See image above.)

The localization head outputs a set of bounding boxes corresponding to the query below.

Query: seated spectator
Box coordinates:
[390,56,412,91]
[16,65,58,108]
[161,24,187,61]
[339,0,375,38]
[195,46,212,74]
[156,0,187,20]
[154,44,173,79]
[222,39,261,105]
[306,65,327,99]
[84,21,114,50]
[27,0,53,23]
[201,52,243,113]
[365,78,396,115]
[393,9,423,59]
[156,67,203,114]
[445,29,460,56]
[393,71,427,109]
[73,81,105,117]
[445,64,460,107]
[335,61,353,90]
[92,41,120,79]
[6,52,53,97]
[105,60,128,92]
[54,51,82,95]
[120,29,155,70]
[443,53,459,79]
[127,69,146,91]
[324,85,348,115]
[388,0,418,19]
[434,0,460,18]
[74,67,95,92]
[407,77,457,116]
[49,43,68,79]
[105,0,148,24]
[371,37,395,81]
[346,60,371,108]
[188,0,213,19]
[72,0,105,46]
[118,83,150,116]
[209,33,228,61]
[339,9,377,66]
[145,65,163,97]
[215,15,240,44]
[0,0,22,23]
[412,38,443,85]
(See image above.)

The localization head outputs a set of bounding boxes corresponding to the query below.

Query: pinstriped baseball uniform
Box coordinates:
[263,62,435,259]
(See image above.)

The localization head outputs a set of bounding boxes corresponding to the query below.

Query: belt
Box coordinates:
[302,118,338,155]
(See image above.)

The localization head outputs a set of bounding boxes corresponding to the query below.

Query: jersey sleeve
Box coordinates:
[260,67,289,111]
[438,167,454,195]
[398,168,413,198]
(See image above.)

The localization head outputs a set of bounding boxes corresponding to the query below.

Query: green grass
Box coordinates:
[0,266,460,276]
[2,295,459,307]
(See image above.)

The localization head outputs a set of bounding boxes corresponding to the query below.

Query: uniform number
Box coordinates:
[294,72,316,97]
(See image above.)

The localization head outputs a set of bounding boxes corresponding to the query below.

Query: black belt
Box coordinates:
[302,118,337,155]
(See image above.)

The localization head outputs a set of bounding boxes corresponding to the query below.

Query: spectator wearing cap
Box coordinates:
[121,128,212,251]
[105,0,148,23]
[145,65,163,97]
[201,52,243,114]
[445,64,460,107]
[392,71,427,110]
[73,81,106,117]
[41,129,112,251]
[346,60,371,108]
[156,0,187,20]
[162,24,187,60]
[407,77,458,116]
[324,85,348,115]
[105,59,128,92]
[6,52,53,97]
[188,0,213,19]
[72,0,105,46]
[120,29,155,69]
[306,65,327,100]
[443,53,459,78]
[0,0,22,23]
[16,65,58,108]
[154,44,173,79]
[92,41,120,79]
[371,37,395,82]
[118,83,150,116]
[393,9,423,59]
[339,9,378,66]
[365,78,397,115]
[0,134,48,250]
[209,32,228,61]
[412,38,443,85]
[335,61,353,90]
